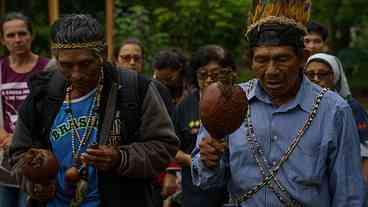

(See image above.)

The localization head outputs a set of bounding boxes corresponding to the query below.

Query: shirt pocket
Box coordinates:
[287,131,325,186]
[288,168,323,205]
[286,141,325,203]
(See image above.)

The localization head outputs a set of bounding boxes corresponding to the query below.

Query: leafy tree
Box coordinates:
[114,0,251,72]
[114,3,170,72]
[311,0,368,52]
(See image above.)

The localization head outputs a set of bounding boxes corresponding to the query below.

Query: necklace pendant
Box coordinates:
[65,166,81,184]
[70,179,88,207]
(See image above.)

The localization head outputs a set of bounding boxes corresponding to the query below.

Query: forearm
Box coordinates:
[330,107,365,206]
[9,117,35,167]
[175,150,191,167]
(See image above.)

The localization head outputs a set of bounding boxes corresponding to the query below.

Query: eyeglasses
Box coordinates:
[119,54,142,63]
[305,71,332,80]
[196,67,236,82]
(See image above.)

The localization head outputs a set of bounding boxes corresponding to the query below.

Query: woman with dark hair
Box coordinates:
[153,47,193,105]
[172,45,234,207]
[152,48,199,207]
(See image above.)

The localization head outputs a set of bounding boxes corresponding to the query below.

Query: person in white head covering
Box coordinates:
[305,53,351,98]
[305,53,368,182]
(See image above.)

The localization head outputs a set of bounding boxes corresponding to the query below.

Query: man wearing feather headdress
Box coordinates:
[191,0,365,206]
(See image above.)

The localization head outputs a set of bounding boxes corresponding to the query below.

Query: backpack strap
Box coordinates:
[117,69,140,144]
[98,81,118,145]
[38,71,67,146]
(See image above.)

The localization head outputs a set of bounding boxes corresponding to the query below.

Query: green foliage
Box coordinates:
[114,0,251,74]
[311,0,368,49]
[114,4,170,73]
[154,0,249,51]
[1,0,367,88]
[311,0,368,89]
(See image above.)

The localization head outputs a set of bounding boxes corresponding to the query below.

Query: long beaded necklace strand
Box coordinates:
[63,70,104,206]
[65,72,103,163]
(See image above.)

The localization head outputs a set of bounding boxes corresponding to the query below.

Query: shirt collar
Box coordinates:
[241,76,318,113]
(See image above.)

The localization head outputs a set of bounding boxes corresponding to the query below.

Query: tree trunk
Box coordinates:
[0,0,5,17]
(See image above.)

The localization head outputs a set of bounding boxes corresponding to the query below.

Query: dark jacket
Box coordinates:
[173,90,227,207]
[9,63,179,207]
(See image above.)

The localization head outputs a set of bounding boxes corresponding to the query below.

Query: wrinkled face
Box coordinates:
[305,61,335,89]
[56,48,101,94]
[1,19,33,55]
[154,68,182,89]
[304,32,325,55]
[116,43,143,73]
[252,46,303,99]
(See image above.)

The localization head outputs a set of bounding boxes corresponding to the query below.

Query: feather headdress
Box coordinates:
[246,0,312,47]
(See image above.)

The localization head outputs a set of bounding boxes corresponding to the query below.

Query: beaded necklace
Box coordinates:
[64,71,104,162]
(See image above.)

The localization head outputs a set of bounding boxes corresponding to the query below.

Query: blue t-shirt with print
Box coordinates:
[47,89,100,207]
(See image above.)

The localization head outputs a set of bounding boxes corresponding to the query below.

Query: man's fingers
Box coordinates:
[85,148,110,156]
[201,137,226,151]
[80,146,121,171]
[209,138,227,152]
[203,159,218,168]
[201,152,220,163]
[206,153,220,162]
[81,152,111,164]
[199,143,217,154]
[80,152,115,171]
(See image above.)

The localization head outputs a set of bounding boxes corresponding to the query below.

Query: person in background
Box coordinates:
[304,21,329,55]
[172,45,233,207]
[153,48,191,105]
[114,41,179,207]
[114,37,144,73]
[305,53,368,183]
[114,37,174,116]
[0,12,49,207]
[151,48,191,207]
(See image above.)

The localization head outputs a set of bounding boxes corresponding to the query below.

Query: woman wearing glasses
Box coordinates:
[171,45,235,207]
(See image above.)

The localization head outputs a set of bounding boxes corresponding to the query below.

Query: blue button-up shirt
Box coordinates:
[192,77,365,206]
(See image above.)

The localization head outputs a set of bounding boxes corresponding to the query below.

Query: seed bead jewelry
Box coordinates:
[64,69,104,183]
